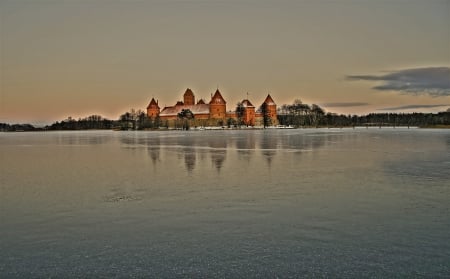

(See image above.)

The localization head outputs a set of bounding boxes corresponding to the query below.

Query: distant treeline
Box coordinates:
[277,100,450,128]
[1,105,450,131]
[0,123,39,132]
[44,110,158,131]
[278,111,450,128]
[1,115,114,132]
[46,115,114,130]
[277,101,450,128]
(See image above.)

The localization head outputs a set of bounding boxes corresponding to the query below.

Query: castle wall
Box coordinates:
[209,104,226,120]
[183,94,195,105]
[244,107,256,126]
[147,108,159,118]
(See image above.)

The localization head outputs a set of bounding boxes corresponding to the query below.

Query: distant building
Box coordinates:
[146,88,278,127]
[146,98,160,118]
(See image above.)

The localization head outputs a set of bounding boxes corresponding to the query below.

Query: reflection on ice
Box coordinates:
[1,129,449,277]
[115,130,337,171]
[183,147,196,173]
[147,146,160,165]
[260,133,278,166]
[208,136,227,172]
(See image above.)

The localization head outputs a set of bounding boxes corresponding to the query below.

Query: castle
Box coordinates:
[146,88,278,127]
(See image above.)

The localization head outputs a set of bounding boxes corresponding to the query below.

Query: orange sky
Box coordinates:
[1,0,449,124]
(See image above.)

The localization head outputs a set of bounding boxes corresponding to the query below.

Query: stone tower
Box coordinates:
[183,88,195,106]
[146,98,160,118]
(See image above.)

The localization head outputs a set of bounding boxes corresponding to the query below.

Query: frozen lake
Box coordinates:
[1,129,449,277]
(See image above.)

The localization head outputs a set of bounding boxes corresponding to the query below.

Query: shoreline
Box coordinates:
[5,125,450,133]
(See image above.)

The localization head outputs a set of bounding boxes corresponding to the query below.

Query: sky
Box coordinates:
[1,0,449,124]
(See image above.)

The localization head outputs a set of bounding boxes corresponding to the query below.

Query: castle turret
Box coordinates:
[209,89,227,120]
[147,98,160,118]
[183,88,195,105]
[262,94,278,125]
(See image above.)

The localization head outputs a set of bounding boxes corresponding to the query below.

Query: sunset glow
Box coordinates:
[1,0,449,124]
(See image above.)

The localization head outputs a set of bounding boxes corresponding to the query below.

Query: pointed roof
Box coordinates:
[209,89,226,105]
[147,98,160,109]
[263,94,276,106]
[241,99,254,108]
[197,98,205,105]
[184,88,194,97]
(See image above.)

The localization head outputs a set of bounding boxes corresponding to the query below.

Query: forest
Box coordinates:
[276,100,450,128]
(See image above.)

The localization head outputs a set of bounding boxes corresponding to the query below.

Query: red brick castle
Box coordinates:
[147,88,278,127]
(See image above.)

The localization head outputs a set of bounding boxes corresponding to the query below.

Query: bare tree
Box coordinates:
[235,102,245,128]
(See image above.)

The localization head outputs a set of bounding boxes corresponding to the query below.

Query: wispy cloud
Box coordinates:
[347,67,450,97]
[378,104,450,111]
[322,102,369,107]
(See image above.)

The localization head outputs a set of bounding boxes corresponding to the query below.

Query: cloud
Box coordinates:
[346,67,450,97]
[322,102,369,107]
[378,104,450,111]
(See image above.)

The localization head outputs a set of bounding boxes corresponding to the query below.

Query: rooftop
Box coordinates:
[160,104,210,117]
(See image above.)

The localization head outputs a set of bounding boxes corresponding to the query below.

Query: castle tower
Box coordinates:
[262,94,277,122]
[209,89,227,120]
[183,88,195,106]
[241,99,256,126]
[146,98,160,118]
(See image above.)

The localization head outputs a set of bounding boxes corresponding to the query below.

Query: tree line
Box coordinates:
[45,115,114,130]
[277,99,326,127]
[1,103,449,131]
[0,123,38,132]
[277,100,450,128]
